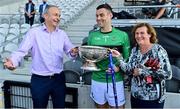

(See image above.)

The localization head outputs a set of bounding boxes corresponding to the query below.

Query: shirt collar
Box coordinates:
[100,27,114,34]
[42,23,59,32]
[43,3,47,6]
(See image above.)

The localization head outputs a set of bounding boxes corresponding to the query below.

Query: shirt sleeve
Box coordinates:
[120,48,136,74]
[122,32,130,61]
[10,29,35,67]
[153,47,172,80]
[63,32,75,59]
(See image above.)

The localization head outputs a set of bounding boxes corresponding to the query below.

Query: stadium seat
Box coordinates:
[0,43,18,60]
[0,28,8,36]
[3,43,18,52]
[5,34,19,44]
[20,24,31,41]
[0,34,5,45]
[21,23,31,29]
[63,70,80,84]
[0,23,9,28]
[10,24,20,29]
[8,28,20,36]
[10,17,19,24]
[31,23,40,28]
[63,57,83,75]
[1,18,9,24]
[20,24,31,34]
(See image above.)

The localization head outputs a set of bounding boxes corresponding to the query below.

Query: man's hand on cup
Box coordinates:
[70,47,79,57]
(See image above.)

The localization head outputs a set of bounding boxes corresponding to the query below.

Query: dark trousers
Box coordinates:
[30,72,66,108]
[25,15,34,26]
[131,95,164,109]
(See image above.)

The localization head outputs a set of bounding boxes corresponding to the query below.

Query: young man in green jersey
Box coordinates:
[88,3,130,108]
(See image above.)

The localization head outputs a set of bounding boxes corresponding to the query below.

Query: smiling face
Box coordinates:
[44,7,60,28]
[96,8,112,28]
[135,26,151,46]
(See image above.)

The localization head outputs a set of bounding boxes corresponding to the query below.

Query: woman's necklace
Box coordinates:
[140,44,153,55]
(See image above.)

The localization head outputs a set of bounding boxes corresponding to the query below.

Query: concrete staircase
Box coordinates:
[65,1,98,46]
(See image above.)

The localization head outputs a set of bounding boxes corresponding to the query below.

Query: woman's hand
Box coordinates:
[110,49,121,58]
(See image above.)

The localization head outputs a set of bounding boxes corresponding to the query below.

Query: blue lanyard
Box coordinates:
[106,51,118,108]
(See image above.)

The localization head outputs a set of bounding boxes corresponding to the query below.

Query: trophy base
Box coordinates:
[81,62,101,71]
[81,66,101,71]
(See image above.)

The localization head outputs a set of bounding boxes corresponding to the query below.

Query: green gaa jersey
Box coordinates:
[88,27,130,82]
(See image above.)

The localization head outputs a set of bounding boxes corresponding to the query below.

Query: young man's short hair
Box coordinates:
[96,3,113,13]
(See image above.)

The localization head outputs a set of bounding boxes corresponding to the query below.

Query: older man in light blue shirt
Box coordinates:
[4,5,78,108]
[10,24,75,76]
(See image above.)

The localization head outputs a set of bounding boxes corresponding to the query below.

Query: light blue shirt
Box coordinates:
[28,3,32,14]
[11,24,75,76]
[42,4,47,14]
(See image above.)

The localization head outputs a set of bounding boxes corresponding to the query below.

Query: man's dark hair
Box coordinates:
[96,3,113,13]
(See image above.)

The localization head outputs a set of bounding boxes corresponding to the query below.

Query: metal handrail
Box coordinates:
[113,5,177,9]
[112,19,180,27]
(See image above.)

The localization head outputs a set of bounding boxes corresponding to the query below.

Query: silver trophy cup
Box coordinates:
[79,45,108,71]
